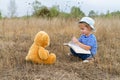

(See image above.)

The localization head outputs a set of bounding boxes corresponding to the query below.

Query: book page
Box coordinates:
[67,41,91,54]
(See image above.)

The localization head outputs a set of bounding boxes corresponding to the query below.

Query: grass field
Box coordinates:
[0,17,120,80]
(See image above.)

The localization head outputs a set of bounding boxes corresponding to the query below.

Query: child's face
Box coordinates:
[79,23,91,35]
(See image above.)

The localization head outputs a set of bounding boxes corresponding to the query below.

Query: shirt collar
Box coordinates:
[84,34,92,38]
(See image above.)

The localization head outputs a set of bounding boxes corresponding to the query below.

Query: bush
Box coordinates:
[33,6,50,17]
[70,6,85,18]
[49,6,59,17]
[0,12,2,19]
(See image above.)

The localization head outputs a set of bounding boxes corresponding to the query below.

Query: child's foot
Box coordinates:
[83,58,94,63]
[83,60,89,63]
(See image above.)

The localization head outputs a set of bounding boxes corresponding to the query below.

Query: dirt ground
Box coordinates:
[0,40,119,80]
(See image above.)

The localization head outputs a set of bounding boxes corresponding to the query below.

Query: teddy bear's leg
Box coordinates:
[43,53,56,64]
[25,43,43,64]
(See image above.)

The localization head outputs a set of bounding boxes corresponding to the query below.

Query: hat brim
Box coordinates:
[79,21,95,30]
[90,25,95,30]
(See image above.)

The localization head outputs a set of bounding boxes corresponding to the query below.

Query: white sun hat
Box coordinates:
[79,17,95,30]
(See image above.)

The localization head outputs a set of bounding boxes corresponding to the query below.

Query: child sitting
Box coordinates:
[69,17,97,63]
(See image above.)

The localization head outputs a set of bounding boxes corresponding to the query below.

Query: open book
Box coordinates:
[64,41,91,54]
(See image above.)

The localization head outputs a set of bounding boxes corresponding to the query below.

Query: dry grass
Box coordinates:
[0,17,120,80]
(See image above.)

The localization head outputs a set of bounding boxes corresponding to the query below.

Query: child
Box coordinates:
[69,17,97,62]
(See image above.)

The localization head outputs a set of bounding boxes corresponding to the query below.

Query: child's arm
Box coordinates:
[72,37,91,50]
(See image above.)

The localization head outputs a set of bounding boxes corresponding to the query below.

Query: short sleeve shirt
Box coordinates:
[78,34,97,55]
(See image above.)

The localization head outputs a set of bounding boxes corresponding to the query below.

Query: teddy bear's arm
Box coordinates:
[38,47,49,60]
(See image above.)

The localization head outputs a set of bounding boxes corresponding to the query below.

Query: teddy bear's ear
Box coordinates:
[34,31,50,47]
[42,34,50,47]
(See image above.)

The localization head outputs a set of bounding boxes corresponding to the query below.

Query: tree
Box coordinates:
[70,6,85,18]
[33,6,50,17]
[8,0,17,17]
[32,1,60,18]
[32,0,41,15]
[32,0,50,17]
[59,12,71,18]
[0,12,2,19]
[88,10,98,17]
[49,5,59,17]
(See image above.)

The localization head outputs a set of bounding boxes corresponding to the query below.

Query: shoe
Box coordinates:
[83,58,94,63]
[83,60,89,63]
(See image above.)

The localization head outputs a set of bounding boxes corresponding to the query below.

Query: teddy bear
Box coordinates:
[25,31,56,64]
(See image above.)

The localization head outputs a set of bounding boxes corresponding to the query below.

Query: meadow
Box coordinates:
[0,17,120,80]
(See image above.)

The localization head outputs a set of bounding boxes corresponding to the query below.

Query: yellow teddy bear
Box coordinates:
[25,31,56,64]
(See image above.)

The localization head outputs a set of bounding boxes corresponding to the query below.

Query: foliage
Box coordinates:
[99,10,120,18]
[33,6,50,17]
[32,0,50,17]
[0,12,2,19]
[88,10,98,17]
[32,0,41,14]
[31,0,85,18]
[70,6,85,18]
[108,11,120,17]
[59,12,71,18]
[49,5,59,17]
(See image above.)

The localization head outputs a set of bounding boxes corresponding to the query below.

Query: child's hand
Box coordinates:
[72,37,79,44]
